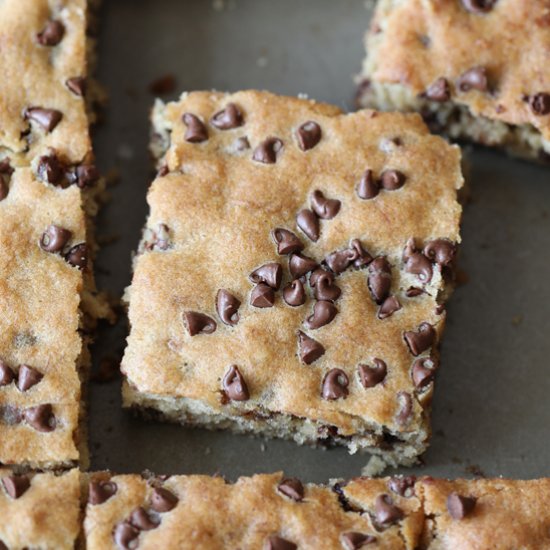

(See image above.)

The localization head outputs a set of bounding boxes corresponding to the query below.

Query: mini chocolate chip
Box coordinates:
[67,164,100,188]
[305,300,337,329]
[65,243,88,269]
[388,476,416,498]
[322,368,349,400]
[289,253,318,278]
[367,257,392,304]
[250,283,275,308]
[298,330,325,364]
[17,365,43,392]
[222,365,249,402]
[311,190,340,219]
[151,487,178,512]
[24,107,63,132]
[216,289,241,326]
[396,391,413,426]
[310,267,334,287]
[424,78,451,102]
[404,322,436,356]
[182,113,208,143]
[37,20,65,46]
[529,93,550,115]
[129,507,160,530]
[312,273,341,302]
[461,0,497,13]
[350,239,373,267]
[252,137,283,164]
[358,359,387,388]
[296,208,320,242]
[341,532,377,549]
[374,494,404,527]
[457,66,488,92]
[0,361,15,386]
[423,239,456,266]
[24,404,56,432]
[406,287,424,298]
[88,480,117,504]
[113,522,140,550]
[447,492,477,519]
[283,280,306,307]
[380,170,406,191]
[2,475,30,499]
[378,296,401,319]
[66,77,87,97]
[272,228,303,255]
[412,356,439,388]
[357,169,379,200]
[210,103,243,129]
[250,262,282,290]
[296,121,322,151]
[183,311,217,336]
[264,535,297,550]
[325,249,356,274]
[405,252,433,283]
[277,477,304,501]
[40,225,72,253]
[37,154,63,184]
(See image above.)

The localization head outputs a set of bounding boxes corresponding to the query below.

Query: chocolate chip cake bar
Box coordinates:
[357,0,550,162]
[122,90,463,468]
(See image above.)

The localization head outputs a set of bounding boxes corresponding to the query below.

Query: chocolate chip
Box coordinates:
[289,253,318,278]
[65,243,88,270]
[40,225,72,253]
[305,300,337,329]
[406,287,424,298]
[367,257,392,304]
[374,494,404,527]
[0,361,15,386]
[405,252,433,283]
[24,107,63,132]
[298,330,325,364]
[66,77,87,97]
[529,93,550,115]
[17,365,43,392]
[151,487,178,512]
[296,209,320,242]
[67,164,100,188]
[358,359,387,388]
[216,289,241,326]
[283,279,306,307]
[380,170,406,191]
[252,137,283,164]
[272,228,303,255]
[37,154,63,184]
[309,267,333,287]
[222,365,249,401]
[396,391,413,426]
[388,476,416,498]
[404,322,436,356]
[311,190,340,219]
[341,532,377,549]
[264,535,297,550]
[235,136,250,151]
[129,507,160,530]
[250,262,282,290]
[349,239,373,267]
[378,296,401,319]
[311,272,341,302]
[424,78,451,102]
[457,66,489,92]
[325,249,356,274]
[88,480,118,504]
[24,404,56,432]
[183,311,217,336]
[423,239,456,266]
[210,103,243,129]
[2,475,30,499]
[37,20,65,46]
[461,0,497,13]
[296,121,322,151]
[447,492,477,519]
[357,169,379,200]
[412,356,439,388]
[277,477,304,501]
[0,540,6,550]
[321,368,349,400]
[250,283,275,308]
[113,522,140,550]
[182,113,208,143]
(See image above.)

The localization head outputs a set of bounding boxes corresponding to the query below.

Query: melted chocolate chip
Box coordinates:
[66,77,87,97]
[378,296,401,319]
[412,356,439,388]
[461,0,497,13]
[24,404,56,432]
[322,368,349,400]
[40,225,72,253]
[423,239,456,266]
[183,311,217,336]
[396,391,413,426]
[250,262,282,290]
[424,78,451,102]
[283,280,306,307]
[405,252,433,283]
[182,113,208,143]
[388,476,416,498]
[289,253,318,278]
[250,283,275,308]
[404,322,436,356]
[113,522,140,550]
[357,169,379,200]
[380,170,406,191]
[151,487,179,512]
[298,330,325,364]
[210,103,243,129]
[265,535,297,550]
[24,107,63,132]
[296,121,322,151]
[406,287,424,298]
[277,477,304,501]
[305,300,337,329]
[17,365,43,392]
[311,190,340,219]
[447,492,477,519]
[272,228,303,255]
[367,257,392,304]
[341,532,377,549]
[252,137,283,164]
[129,507,160,530]
[88,480,118,504]
[37,20,65,46]
[296,208,320,242]
[374,494,404,527]
[216,290,241,326]
[0,361,15,386]
[2,475,30,499]
[222,365,249,401]
[358,359,387,388]
[65,243,88,270]
[68,164,100,188]
[529,93,550,115]
[457,67,489,92]
[37,154,63,184]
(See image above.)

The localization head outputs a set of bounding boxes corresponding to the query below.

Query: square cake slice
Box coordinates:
[122,90,463,468]
[357,0,550,162]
